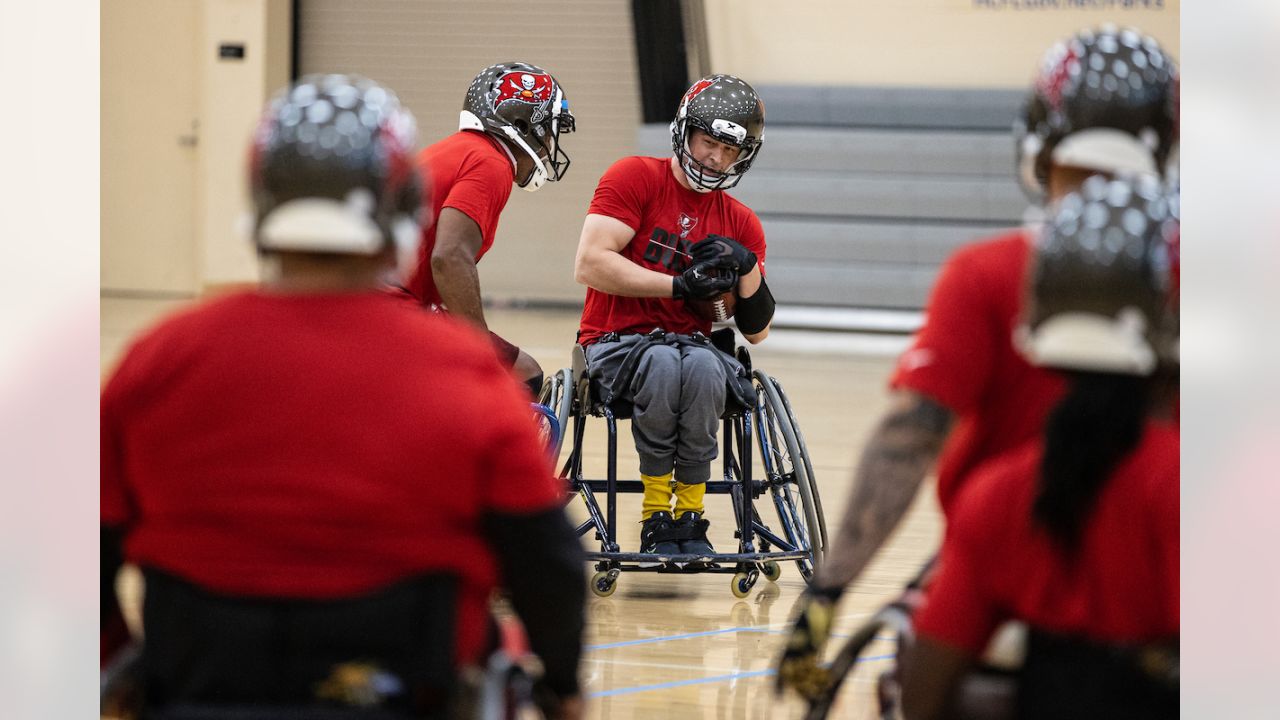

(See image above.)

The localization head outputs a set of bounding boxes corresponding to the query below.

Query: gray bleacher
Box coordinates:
[638,85,1032,316]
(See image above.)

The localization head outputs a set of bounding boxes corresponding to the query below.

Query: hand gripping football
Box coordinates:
[689,289,737,322]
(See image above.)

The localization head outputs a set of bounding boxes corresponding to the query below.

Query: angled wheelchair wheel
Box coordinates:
[537,366,574,462]
[753,370,826,581]
[764,374,829,555]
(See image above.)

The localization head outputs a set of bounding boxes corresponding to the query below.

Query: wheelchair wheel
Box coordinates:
[761,560,782,583]
[765,373,828,554]
[753,370,826,581]
[590,569,619,598]
[731,569,758,599]
[538,366,574,462]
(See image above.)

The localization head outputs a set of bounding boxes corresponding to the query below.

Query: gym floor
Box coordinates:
[102,297,943,719]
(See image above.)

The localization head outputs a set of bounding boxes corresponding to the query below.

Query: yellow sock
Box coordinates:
[641,472,674,519]
[673,481,706,518]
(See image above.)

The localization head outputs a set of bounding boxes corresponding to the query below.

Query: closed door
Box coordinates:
[102,0,200,294]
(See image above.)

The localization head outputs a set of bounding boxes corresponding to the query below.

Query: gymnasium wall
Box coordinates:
[102,0,1178,306]
[702,0,1178,87]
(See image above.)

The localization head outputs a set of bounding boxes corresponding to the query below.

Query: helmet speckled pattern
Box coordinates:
[1015,26,1179,200]
[250,74,422,256]
[670,75,765,192]
[461,61,575,191]
[1019,174,1179,375]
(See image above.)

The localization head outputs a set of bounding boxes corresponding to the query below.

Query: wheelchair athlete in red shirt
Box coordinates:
[101,75,585,720]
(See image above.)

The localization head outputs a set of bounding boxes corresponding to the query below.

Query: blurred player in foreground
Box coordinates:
[101,74,585,719]
[777,26,1179,696]
[902,174,1180,720]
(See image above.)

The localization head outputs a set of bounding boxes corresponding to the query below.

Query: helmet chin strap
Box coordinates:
[499,126,551,192]
[460,109,550,191]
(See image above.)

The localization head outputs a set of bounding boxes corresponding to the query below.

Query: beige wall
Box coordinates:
[198,0,292,287]
[101,0,290,294]
[703,0,1178,87]
[102,0,201,293]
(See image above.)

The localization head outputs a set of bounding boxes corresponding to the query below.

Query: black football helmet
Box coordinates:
[1015,27,1179,201]
[1017,174,1179,375]
[460,61,576,192]
[249,74,424,273]
[670,74,765,192]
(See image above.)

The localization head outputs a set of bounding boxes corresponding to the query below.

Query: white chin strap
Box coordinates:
[459,110,551,192]
[503,123,551,192]
[680,159,716,193]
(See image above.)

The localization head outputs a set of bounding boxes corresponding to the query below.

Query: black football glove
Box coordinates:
[775,585,843,700]
[672,260,737,300]
[692,234,758,276]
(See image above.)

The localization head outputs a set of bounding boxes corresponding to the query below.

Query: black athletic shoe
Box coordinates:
[676,511,715,558]
[639,511,681,558]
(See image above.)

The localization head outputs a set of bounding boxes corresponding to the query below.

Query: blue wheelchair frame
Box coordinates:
[541,342,827,598]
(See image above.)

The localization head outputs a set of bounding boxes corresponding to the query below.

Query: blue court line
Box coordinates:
[587,626,752,651]
[589,626,898,651]
[589,653,896,698]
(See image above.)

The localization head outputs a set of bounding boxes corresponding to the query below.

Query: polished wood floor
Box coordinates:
[102,297,943,719]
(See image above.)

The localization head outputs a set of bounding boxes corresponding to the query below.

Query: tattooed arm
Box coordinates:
[775,390,953,698]
[814,390,953,591]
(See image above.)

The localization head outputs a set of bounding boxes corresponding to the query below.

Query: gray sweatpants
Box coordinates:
[585,334,743,484]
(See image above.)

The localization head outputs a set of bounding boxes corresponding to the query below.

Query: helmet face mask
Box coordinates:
[670,75,765,192]
[1015,26,1179,202]
[460,62,576,192]
[249,74,424,275]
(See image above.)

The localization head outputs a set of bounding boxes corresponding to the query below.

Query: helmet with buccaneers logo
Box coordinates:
[249,74,424,276]
[670,74,765,192]
[1015,26,1178,201]
[461,61,576,192]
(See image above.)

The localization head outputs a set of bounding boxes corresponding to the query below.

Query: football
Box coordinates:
[688,289,737,323]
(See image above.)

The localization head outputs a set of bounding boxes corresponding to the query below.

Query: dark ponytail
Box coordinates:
[1035,372,1149,551]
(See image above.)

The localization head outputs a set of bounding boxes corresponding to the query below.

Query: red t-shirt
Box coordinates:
[405,130,515,306]
[100,291,558,664]
[914,421,1180,653]
[889,231,1065,514]
[577,156,766,345]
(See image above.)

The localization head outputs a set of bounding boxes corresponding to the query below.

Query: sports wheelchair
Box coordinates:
[538,328,827,598]
[797,560,1178,720]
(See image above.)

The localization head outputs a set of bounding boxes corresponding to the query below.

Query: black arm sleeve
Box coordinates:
[102,525,125,626]
[734,276,775,335]
[482,507,586,697]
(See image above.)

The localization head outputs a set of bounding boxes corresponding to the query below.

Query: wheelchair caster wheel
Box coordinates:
[761,561,781,583]
[731,570,758,599]
[591,570,619,598]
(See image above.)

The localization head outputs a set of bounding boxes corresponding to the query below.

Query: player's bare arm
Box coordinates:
[815,390,953,591]
[574,213,679,297]
[431,206,488,330]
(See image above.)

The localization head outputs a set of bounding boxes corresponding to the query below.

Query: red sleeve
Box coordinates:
[890,247,996,414]
[738,210,767,276]
[471,357,562,514]
[913,481,1003,654]
[441,152,513,243]
[1156,428,1180,625]
[587,157,653,232]
[100,356,136,528]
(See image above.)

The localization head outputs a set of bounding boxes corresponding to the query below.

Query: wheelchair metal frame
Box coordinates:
[541,341,827,598]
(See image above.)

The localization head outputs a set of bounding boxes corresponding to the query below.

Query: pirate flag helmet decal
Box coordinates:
[460,61,576,192]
